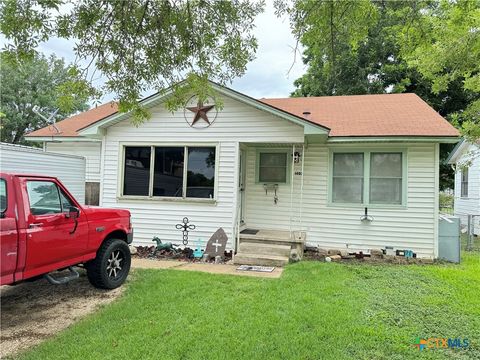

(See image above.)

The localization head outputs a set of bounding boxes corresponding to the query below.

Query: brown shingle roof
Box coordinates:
[27,93,459,138]
[27,102,118,137]
[261,93,458,137]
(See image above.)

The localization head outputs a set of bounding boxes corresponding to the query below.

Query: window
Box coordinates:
[0,179,6,214]
[330,151,406,206]
[153,147,184,197]
[59,189,75,211]
[123,147,151,196]
[258,152,288,183]
[27,181,62,215]
[332,153,364,203]
[369,153,402,205]
[122,145,216,199]
[461,168,469,198]
[186,147,215,198]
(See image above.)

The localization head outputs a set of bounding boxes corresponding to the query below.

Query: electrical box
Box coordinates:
[438,215,461,263]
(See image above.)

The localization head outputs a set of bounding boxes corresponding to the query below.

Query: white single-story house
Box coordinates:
[26,81,459,262]
[447,140,480,235]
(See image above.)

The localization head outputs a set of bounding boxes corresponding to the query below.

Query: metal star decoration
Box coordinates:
[186,101,215,126]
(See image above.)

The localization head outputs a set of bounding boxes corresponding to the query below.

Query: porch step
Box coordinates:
[239,242,291,257]
[234,253,289,267]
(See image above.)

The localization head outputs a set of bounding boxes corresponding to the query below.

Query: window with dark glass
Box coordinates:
[153,147,184,197]
[186,147,216,198]
[123,146,151,196]
[26,181,62,215]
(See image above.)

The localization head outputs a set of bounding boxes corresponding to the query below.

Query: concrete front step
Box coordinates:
[234,253,289,267]
[239,242,291,257]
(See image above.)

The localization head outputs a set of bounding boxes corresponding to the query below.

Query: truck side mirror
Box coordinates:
[67,206,80,219]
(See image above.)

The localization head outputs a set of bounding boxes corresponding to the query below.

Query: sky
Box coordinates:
[28,1,306,103]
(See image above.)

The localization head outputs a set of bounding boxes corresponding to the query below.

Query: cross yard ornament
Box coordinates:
[176,217,196,245]
[184,95,218,129]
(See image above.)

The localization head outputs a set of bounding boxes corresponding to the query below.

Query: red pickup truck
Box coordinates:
[0,173,133,289]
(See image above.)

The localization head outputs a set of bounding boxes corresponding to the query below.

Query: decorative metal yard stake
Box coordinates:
[176,217,196,245]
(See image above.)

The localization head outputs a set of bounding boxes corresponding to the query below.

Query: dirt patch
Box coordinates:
[0,269,123,358]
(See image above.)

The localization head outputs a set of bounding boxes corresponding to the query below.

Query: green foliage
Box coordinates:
[0,52,89,144]
[397,0,480,141]
[277,0,479,190]
[17,254,480,359]
[0,0,264,124]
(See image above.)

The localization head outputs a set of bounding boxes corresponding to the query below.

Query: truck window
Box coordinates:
[59,189,75,211]
[0,179,6,213]
[26,181,62,215]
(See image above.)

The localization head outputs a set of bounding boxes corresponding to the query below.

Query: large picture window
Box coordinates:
[122,145,216,199]
[331,151,405,206]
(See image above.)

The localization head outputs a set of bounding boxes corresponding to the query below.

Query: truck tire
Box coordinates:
[86,238,131,289]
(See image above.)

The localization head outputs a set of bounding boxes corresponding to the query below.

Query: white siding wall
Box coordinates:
[101,97,304,248]
[453,144,480,234]
[0,143,86,203]
[99,96,440,258]
[244,143,439,258]
[46,141,102,182]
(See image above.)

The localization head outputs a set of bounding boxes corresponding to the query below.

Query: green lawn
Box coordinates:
[16,253,480,360]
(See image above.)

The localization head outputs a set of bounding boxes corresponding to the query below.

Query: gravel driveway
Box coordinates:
[0,269,123,358]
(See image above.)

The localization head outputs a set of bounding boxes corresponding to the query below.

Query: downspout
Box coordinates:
[289,144,295,237]
[299,144,305,233]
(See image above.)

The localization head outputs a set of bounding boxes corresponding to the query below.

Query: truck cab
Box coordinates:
[0,173,133,289]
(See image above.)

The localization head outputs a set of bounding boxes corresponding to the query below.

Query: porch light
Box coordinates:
[293,151,301,164]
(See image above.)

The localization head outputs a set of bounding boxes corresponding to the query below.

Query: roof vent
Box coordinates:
[302,111,311,116]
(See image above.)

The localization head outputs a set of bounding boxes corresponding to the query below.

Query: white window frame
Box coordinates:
[328,148,408,208]
[118,142,219,203]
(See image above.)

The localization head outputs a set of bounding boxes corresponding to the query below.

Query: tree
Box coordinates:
[0,53,89,144]
[276,0,480,190]
[396,0,480,142]
[0,0,264,123]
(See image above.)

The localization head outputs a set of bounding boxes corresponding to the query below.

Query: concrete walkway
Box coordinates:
[131,258,283,278]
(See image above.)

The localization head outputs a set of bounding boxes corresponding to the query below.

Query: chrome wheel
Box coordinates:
[106,250,124,279]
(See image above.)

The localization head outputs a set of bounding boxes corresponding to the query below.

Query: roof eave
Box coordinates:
[327,136,460,144]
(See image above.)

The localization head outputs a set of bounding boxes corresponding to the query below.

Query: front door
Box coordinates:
[22,178,88,276]
[239,148,246,224]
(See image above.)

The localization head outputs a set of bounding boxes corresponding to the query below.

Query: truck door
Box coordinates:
[0,177,18,284]
[22,178,89,276]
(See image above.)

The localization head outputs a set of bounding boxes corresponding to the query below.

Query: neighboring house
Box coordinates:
[26,103,118,205]
[0,142,86,203]
[26,82,458,261]
[447,140,480,235]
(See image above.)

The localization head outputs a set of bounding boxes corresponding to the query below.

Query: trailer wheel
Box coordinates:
[86,238,131,289]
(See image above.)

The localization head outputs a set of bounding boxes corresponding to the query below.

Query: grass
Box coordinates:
[15,253,480,360]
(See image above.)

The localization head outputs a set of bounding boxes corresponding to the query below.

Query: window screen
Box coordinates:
[27,181,62,215]
[123,147,151,196]
[153,147,184,197]
[369,153,403,204]
[332,153,364,203]
[186,147,216,198]
[259,152,288,183]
